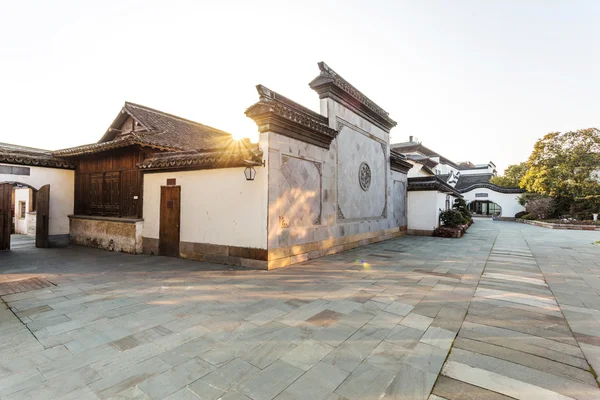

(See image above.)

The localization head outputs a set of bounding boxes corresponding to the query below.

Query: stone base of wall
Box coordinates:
[69,215,143,254]
[265,226,407,270]
[142,225,407,270]
[407,229,433,236]
[142,237,269,270]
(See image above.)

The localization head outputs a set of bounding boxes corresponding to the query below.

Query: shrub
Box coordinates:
[521,213,536,220]
[570,195,600,220]
[515,211,528,219]
[453,198,472,220]
[440,210,466,227]
[525,197,554,219]
[433,226,461,238]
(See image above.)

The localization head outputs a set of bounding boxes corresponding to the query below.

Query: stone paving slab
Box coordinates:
[1,219,600,399]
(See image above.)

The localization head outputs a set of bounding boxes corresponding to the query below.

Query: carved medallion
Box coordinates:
[359,162,371,191]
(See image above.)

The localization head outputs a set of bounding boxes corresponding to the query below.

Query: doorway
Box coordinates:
[0,182,50,251]
[468,200,502,217]
[159,185,181,257]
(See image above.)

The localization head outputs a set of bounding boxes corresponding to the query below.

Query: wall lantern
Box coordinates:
[244,166,256,181]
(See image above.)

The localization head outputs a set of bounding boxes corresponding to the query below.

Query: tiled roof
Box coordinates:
[245,85,337,149]
[454,174,494,190]
[390,150,412,173]
[309,62,397,132]
[406,154,439,169]
[391,143,460,169]
[407,176,462,196]
[52,135,181,157]
[455,173,525,194]
[0,142,75,169]
[118,102,232,150]
[138,140,262,171]
[54,102,236,157]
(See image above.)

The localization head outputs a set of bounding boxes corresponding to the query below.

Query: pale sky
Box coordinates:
[1,0,599,173]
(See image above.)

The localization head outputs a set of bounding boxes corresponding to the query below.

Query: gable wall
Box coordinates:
[263,98,407,269]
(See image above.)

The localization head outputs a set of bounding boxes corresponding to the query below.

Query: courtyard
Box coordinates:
[1,219,600,400]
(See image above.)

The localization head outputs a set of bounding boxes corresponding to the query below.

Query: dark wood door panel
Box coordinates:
[36,184,50,248]
[0,183,11,251]
[159,186,180,257]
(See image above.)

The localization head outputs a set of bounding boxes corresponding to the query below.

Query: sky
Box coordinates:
[1,0,599,174]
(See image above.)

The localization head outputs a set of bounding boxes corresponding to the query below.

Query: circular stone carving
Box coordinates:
[359,162,371,191]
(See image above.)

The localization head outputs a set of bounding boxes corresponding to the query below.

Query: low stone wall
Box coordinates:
[69,215,143,253]
[517,219,600,231]
[143,225,407,270]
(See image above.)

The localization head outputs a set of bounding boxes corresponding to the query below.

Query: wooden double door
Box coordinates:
[0,183,50,251]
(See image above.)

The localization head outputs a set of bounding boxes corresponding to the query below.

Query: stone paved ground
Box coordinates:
[0,219,600,400]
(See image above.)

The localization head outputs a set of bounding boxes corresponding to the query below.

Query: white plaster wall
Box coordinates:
[407,191,438,231]
[437,192,451,214]
[462,188,525,217]
[142,151,268,250]
[406,161,433,178]
[0,164,74,235]
[14,188,29,234]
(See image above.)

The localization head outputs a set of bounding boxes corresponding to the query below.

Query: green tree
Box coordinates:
[490,162,528,187]
[452,197,471,220]
[521,128,600,215]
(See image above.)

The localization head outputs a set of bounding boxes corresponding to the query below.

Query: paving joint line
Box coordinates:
[428,227,501,398]
[522,233,600,388]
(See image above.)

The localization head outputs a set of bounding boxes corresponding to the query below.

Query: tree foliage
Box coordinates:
[490,162,527,188]
[521,128,600,201]
[440,210,466,227]
[452,198,471,220]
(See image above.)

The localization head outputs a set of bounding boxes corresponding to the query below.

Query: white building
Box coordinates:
[392,138,525,234]
[0,144,74,249]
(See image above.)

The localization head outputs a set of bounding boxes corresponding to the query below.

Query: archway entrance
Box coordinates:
[468,200,502,217]
[0,182,49,251]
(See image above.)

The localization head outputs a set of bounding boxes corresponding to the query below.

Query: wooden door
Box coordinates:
[36,185,50,248]
[0,183,11,251]
[159,186,180,257]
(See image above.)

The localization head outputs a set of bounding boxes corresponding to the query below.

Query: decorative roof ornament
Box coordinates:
[309,62,398,133]
[245,85,338,149]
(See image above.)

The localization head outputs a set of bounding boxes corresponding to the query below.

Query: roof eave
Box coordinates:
[309,62,397,133]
